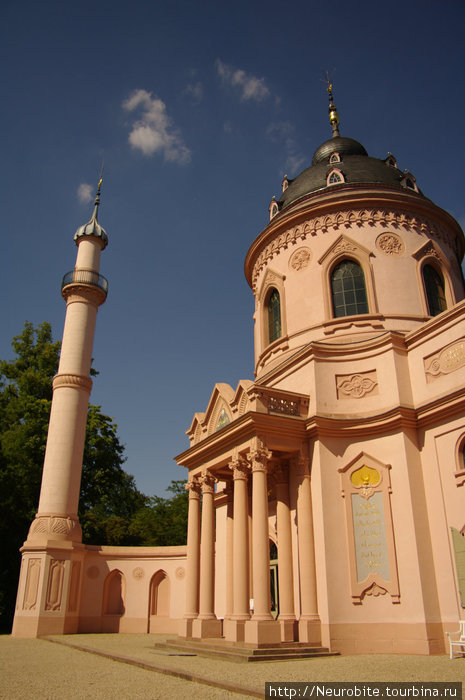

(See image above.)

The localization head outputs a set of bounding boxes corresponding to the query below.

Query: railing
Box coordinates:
[61,269,108,295]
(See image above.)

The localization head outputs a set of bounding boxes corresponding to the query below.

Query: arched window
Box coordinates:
[423,264,447,316]
[327,168,344,186]
[267,288,282,343]
[331,260,369,317]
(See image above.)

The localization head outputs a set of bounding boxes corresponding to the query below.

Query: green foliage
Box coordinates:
[0,323,143,629]
[129,480,188,546]
[0,321,188,632]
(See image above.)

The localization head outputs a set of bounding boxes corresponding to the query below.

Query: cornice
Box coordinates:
[62,284,107,308]
[415,387,465,429]
[305,405,417,439]
[244,187,464,290]
[175,411,307,470]
[405,299,465,349]
[256,330,409,386]
[84,545,187,557]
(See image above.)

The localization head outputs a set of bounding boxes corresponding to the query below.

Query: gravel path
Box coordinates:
[1,634,463,700]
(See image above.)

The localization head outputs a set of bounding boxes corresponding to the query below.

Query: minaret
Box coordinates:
[12,180,108,637]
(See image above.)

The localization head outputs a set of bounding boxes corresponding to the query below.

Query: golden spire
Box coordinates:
[325,72,340,138]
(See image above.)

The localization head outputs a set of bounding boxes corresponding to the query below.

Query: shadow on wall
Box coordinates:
[102,569,125,632]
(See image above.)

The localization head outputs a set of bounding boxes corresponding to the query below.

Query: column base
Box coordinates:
[179,618,196,638]
[298,617,321,644]
[244,618,281,645]
[191,617,222,639]
[279,618,297,642]
[223,618,249,642]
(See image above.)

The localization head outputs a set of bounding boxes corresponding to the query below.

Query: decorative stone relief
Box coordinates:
[185,477,201,498]
[45,559,65,611]
[332,240,358,256]
[175,567,185,579]
[23,558,41,610]
[424,340,465,382]
[28,514,82,542]
[132,567,144,580]
[376,232,405,256]
[200,470,217,493]
[52,373,93,392]
[336,371,378,399]
[413,240,441,261]
[363,582,387,598]
[289,247,311,271]
[68,561,81,612]
[251,208,451,288]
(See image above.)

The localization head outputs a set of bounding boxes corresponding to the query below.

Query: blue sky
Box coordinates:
[1,0,464,498]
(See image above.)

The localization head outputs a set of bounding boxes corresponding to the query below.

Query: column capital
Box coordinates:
[247,437,272,473]
[185,476,201,499]
[200,470,217,494]
[229,456,250,481]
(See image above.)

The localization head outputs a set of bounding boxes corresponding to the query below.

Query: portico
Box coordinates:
[176,387,321,645]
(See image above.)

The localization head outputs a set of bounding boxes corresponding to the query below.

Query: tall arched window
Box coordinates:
[267,289,282,343]
[423,264,447,317]
[331,260,369,317]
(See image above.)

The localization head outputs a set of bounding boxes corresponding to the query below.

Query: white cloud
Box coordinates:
[266,122,306,177]
[77,183,93,204]
[216,59,271,102]
[185,81,203,103]
[284,154,306,176]
[122,89,191,164]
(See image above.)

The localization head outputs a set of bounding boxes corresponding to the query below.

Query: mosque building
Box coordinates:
[12,88,465,655]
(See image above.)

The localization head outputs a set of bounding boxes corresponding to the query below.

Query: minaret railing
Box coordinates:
[61,269,108,295]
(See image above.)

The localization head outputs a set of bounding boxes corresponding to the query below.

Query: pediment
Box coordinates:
[258,267,286,302]
[318,233,372,267]
[412,240,451,270]
[203,383,235,436]
[232,379,254,416]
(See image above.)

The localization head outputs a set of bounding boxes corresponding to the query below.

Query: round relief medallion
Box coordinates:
[289,247,312,271]
[86,566,99,579]
[175,566,185,580]
[376,232,405,256]
[132,567,144,580]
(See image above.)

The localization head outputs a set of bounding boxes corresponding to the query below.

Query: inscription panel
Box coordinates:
[352,492,390,581]
[424,339,465,382]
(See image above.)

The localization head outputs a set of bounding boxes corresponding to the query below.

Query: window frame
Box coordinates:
[330,259,370,318]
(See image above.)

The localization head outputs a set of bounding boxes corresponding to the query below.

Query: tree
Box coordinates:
[129,480,188,546]
[0,322,146,630]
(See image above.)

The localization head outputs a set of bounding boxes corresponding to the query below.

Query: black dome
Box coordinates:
[312,136,368,165]
[277,134,422,212]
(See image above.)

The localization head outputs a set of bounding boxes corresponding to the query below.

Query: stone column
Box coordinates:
[192,470,222,638]
[275,463,296,641]
[224,454,250,642]
[224,481,234,621]
[180,477,201,637]
[244,438,280,645]
[295,450,321,644]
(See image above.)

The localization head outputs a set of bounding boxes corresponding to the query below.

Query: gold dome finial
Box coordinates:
[325,72,340,138]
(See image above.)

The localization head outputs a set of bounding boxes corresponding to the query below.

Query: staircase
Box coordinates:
[154,638,339,662]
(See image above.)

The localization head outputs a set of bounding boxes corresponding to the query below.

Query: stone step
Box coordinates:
[154,638,339,663]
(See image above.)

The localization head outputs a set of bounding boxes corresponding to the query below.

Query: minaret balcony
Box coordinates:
[61,269,108,296]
